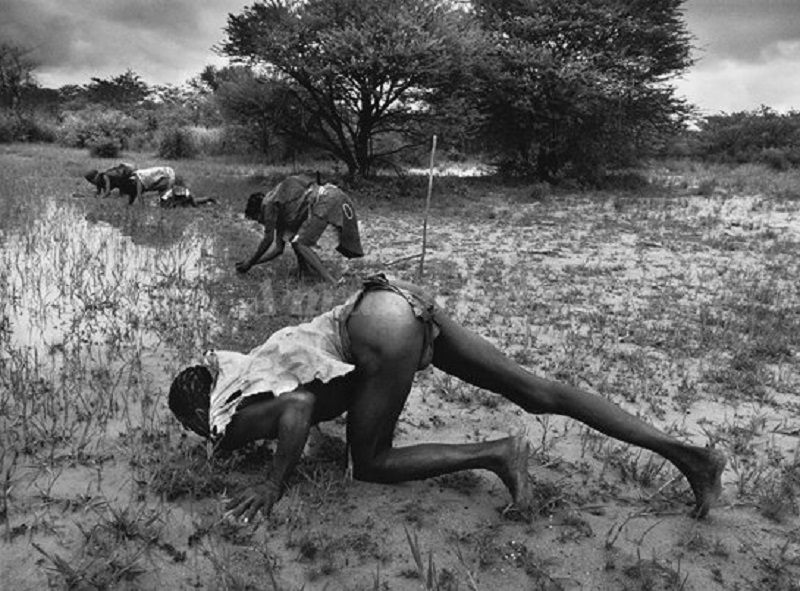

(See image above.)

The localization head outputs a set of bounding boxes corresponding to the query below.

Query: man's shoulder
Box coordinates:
[272,176,315,204]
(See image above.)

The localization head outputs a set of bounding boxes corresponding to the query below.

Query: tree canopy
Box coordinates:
[85,70,151,110]
[210,65,293,156]
[0,43,38,110]
[219,0,695,180]
[222,0,484,177]
[474,0,694,181]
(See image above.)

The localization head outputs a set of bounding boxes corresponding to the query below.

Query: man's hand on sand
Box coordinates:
[225,483,280,523]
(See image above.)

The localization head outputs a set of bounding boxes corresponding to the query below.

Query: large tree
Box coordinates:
[85,70,151,111]
[212,65,293,156]
[474,0,694,182]
[0,43,38,110]
[222,0,484,177]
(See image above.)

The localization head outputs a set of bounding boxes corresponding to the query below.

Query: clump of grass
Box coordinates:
[594,442,679,510]
[502,539,561,587]
[430,372,500,410]
[557,511,594,543]
[696,178,717,195]
[88,139,121,158]
[622,553,689,590]
[287,527,386,582]
[198,536,278,590]
[399,498,439,528]
[1,448,19,539]
[34,503,169,589]
[447,524,502,570]
[757,455,800,523]
[403,527,464,591]
[501,477,569,522]
[742,538,800,591]
[293,460,350,509]
[149,441,230,501]
[528,181,552,201]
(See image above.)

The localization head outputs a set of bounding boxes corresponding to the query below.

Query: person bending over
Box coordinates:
[121,165,176,205]
[168,274,725,522]
[235,175,363,284]
[159,181,217,209]
[84,162,136,198]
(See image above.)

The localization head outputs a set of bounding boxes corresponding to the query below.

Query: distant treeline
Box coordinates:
[1,1,799,182]
[666,107,800,171]
[4,81,798,176]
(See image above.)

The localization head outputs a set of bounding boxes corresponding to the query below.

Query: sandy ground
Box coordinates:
[1,146,799,590]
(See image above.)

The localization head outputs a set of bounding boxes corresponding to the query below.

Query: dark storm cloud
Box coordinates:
[677,0,800,112]
[1,0,797,111]
[684,0,800,64]
[0,0,249,86]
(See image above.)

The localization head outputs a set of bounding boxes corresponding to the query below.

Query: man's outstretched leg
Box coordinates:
[430,311,725,517]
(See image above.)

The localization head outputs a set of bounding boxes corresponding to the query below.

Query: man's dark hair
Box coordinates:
[168,365,214,438]
[245,192,265,221]
[84,169,100,185]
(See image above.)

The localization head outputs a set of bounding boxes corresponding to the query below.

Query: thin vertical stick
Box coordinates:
[418,135,437,280]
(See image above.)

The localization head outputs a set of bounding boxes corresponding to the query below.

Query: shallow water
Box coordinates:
[1,199,220,410]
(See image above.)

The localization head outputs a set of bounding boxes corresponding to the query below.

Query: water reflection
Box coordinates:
[0,200,219,382]
[84,204,194,248]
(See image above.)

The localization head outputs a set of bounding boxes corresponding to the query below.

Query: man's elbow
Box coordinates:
[283,390,315,422]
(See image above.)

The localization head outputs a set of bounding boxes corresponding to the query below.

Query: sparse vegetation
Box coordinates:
[1,144,799,589]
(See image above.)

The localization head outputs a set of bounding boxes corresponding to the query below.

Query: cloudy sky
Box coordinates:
[678,0,800,114]
[1,0,798,114]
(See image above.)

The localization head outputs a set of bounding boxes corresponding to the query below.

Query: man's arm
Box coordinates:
[236,201,283,273]
[99,175,112,198]
[236,233,285,273]
[223,390,315,520]
[129,178,142,205]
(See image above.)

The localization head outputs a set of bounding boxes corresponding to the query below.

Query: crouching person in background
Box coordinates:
[159,180,217,209]
[84,162,135,198]
[122,165,176,205]
[236,175,364,284]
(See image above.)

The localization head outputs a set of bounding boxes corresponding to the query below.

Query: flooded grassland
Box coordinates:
[1,144,799,590]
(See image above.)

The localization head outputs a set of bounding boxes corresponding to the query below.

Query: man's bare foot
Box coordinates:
[498,434,532,509]
[686,447,726,518]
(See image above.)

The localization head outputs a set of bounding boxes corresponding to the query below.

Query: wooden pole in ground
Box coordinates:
[418,135,437,281]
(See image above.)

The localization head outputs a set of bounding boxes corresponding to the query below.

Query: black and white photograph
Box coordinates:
[1,1,798,589]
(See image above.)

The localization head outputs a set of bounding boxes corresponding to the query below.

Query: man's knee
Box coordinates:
[351,454,392,483]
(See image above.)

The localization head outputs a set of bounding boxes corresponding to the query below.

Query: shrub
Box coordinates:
[216,124,257,155]
[0,111,58,143]
[759,148,791,172]
[15,116,57,143]
[601,171,650,191]
[158,127,198,159]
[186,126,222,155]
[0,112,16,143]
[528,181,552,200]
[57,107,144,150]
[88,138,122,158]
[697,178,717,196]
[695,108,800,166]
